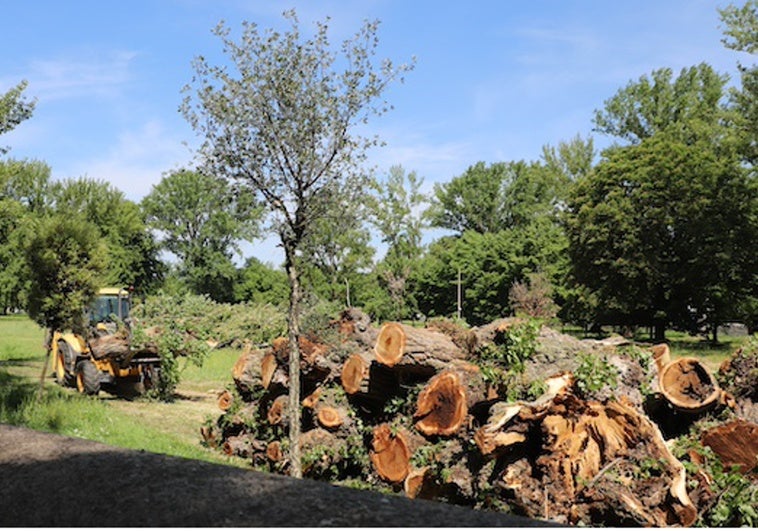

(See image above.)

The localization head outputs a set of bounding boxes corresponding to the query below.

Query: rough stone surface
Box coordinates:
[0,424,554,527]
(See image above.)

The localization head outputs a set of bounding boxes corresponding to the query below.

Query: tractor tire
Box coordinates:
[143,364,162,392]
[75,360,101,395]
[56,341,76,387]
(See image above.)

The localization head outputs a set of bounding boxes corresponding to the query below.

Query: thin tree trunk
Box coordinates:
[284,244,303,479]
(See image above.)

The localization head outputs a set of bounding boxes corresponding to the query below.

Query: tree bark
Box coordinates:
[232,346,266,397]
[284,243,303,479]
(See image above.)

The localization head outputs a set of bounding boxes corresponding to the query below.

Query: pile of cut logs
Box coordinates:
[200,308,757,527]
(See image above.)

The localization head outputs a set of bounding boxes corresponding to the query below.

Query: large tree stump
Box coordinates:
[659,357,722,413]
[370,424,411,483]
[374,322,467,374]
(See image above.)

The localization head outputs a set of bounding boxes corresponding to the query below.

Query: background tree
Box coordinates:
[181,11,412,477]
[0,80,35,154]
[233,257,290,305]
[368,165,427,320]
[565,132,756,341]
[141,169,259,302]
[51,177,163,294]
[299,199,374,305]
[0,159,54,312]
[592,63,729,145]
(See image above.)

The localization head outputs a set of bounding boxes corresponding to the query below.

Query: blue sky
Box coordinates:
[0,1,750,263]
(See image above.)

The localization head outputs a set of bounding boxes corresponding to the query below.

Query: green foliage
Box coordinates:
[473,319,540,400]
[0,80,35,154]
[132,292,286,400]
[573,352,619,397]
[24,214,107,333]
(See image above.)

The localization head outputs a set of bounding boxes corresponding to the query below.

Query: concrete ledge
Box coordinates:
[0,424,554,527]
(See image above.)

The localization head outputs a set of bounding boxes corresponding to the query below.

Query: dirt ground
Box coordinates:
[0,423,552,527]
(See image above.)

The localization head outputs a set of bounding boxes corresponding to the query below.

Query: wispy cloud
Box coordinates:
[23,50,138,102]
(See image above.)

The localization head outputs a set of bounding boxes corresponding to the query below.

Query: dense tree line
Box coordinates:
[0,1,755,344]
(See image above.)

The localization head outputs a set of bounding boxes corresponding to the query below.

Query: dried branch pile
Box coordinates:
[201,309,755,526]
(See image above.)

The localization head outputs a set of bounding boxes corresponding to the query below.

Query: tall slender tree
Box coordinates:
[181,11,412,477]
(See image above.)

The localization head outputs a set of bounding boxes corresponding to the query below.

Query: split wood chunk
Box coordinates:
[261,352,278,390]
[370,424,411,483]
[266,394,288,426]
[659,357,721,413]
[340,353,369,395]
[302,387,322,409]
[414,371,468,437]
[199,425,217,448]
[316,406,343,430]
[404,466,432,499]
[217,389,233,411]
[374,322,466,373]
[266,440,283,462]
[650,343,671,373]
[702,419,758,476]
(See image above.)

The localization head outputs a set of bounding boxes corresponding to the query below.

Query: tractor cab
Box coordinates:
[88,287,131,331]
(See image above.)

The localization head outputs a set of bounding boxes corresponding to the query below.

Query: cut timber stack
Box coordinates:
[201,309,741,527]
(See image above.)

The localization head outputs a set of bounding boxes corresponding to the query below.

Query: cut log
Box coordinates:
[374,322,467,374]
[232,347,265,396]
[413,370,468,437]
[340,353,369,395]
[404,466,432,499]
[88,335,130,360]
[217,389,233,411]
[659,357,722,413]
[336,307,377,348]
[221,434,258,458]
[370,424,411,483]
[316,406,343,430]
[701,419,758,476]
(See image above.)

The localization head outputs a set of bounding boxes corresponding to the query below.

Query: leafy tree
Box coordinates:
[181,10,412,477]
[141,169,259,302]
[541,134,596,183]
[369,165,427,319]
[427,161,511,234]
[0,159,54,311]
[721,1,758,165]
[592,63,730,145]
[0,80,36,154]
[412,218,568,325]
[428,160,570,235]
[24,214,107,334]
[0,158,53,214]
[51,177,163,293]
[565,133,756,341]
[234,257,290,305]
[0,199,31,312]
[299,198,375,305]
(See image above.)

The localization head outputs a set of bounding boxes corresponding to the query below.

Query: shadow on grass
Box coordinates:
[0,370,39,424]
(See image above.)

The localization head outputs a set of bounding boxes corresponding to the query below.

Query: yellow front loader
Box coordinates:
[50,287,161,395]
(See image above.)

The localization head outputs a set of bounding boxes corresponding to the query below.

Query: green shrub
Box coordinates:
[574,351,618,397]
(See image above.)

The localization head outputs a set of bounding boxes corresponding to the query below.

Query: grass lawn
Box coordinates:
[0,314,247,468]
